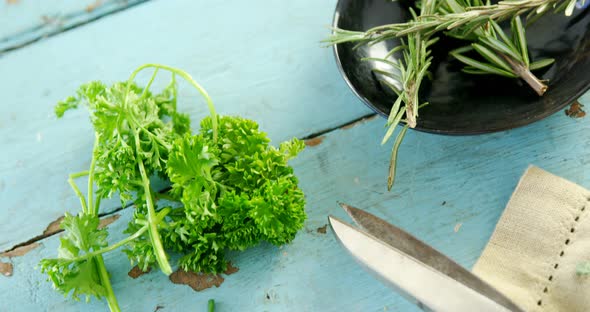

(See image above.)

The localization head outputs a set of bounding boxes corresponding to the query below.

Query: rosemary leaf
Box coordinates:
[511,16,530,66]
[382,109,405,145]
[387,125,409,191]
[471,43,514,72]
[452,53,518,77]
[529,58,555,70]
[479,36,524,63]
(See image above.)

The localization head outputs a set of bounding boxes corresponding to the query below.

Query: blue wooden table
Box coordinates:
[1,1,589,311]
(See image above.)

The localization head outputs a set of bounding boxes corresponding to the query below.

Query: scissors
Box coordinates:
[328,203,525,312]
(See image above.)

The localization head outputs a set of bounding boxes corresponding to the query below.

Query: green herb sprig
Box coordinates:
[328,0,580,45]
[325,0,576,189]
[381,0,439,190]
[440,0,555,95]
[41,64,306,311]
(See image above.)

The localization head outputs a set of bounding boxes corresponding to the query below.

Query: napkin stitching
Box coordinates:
[536,196,590,309]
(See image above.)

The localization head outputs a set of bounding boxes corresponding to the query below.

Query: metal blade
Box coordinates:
[329,216,518,312]
[338,203,524,312]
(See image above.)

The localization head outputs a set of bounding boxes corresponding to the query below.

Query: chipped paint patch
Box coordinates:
[98,214,121,229]
[43,216,64,236]
[40,15,64,27]
[565,101,586,118]
[304,136,324,147]
[224,262,239,275]
[1,243,40,258]
[86,0,103,12]
[0,262,13,276]
[169,270,224,291]
[264,288,279,303]
[341,114,378,130]
[128,265,151,279]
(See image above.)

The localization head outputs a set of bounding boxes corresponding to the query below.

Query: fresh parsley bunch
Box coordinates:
[40,64,306,312]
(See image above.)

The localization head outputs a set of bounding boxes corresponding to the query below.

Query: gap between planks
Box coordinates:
[301,113,377,141]
[0,112,379,254]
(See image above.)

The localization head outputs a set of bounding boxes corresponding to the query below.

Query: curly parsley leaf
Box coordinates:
[55,96,80,118]
[163,115,306,273]
[39,213,108,302]
[43,64,307,311]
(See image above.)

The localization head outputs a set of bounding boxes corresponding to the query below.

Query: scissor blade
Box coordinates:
[329,216,515,312]
[338,203,523,312]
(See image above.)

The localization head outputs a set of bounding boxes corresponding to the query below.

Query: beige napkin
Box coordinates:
[474,166,590,312]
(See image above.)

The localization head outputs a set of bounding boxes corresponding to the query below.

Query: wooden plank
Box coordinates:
[0,0,371,252]
[1,105,590,311]
[0,0,147,53]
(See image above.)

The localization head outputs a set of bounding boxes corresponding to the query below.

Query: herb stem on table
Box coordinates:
[153,190,180,202]
[73,225,148,262]
[442,0,554,95]
[134,130,172,275]
[95,255,120,312]
[502,52,547,95]
[358,0,438,190]
[328,0,578,44]
[41,64,307,312]
[68,172,89,212]
[92,139,119,311]
[87,135,98,215]
[63,165,121,311]
[125,63,219,141]
[325,0,569,190]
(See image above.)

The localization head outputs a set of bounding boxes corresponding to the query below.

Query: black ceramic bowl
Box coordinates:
[333,0,590,134]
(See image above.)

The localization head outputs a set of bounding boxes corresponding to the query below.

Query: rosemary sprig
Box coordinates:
[450,16,554,94]
[440,0,555,95]
[371,0,439,190]
[325,0,577,190]
[326,0,577,45]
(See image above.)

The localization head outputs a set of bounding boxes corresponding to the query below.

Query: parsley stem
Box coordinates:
[126,64,218,142]
[88,135,98,215]
[95,255,121,312]
[154,191,179,202]
[67,208,170,264]
[85,135,120,312]
[208,299,215,312]
[70,225,149,262]
[70,170,89,179]
[95,196,102,215]
[141,68,159,99]
[68,173,88,213]
[134,131,173,275]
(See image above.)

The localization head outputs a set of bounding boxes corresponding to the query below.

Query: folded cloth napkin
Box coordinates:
[473,166,590,312]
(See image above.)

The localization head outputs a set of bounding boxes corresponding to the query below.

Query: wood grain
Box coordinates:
[0,0,147,53]
[2,106,590,311]
[2,0,590,311]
